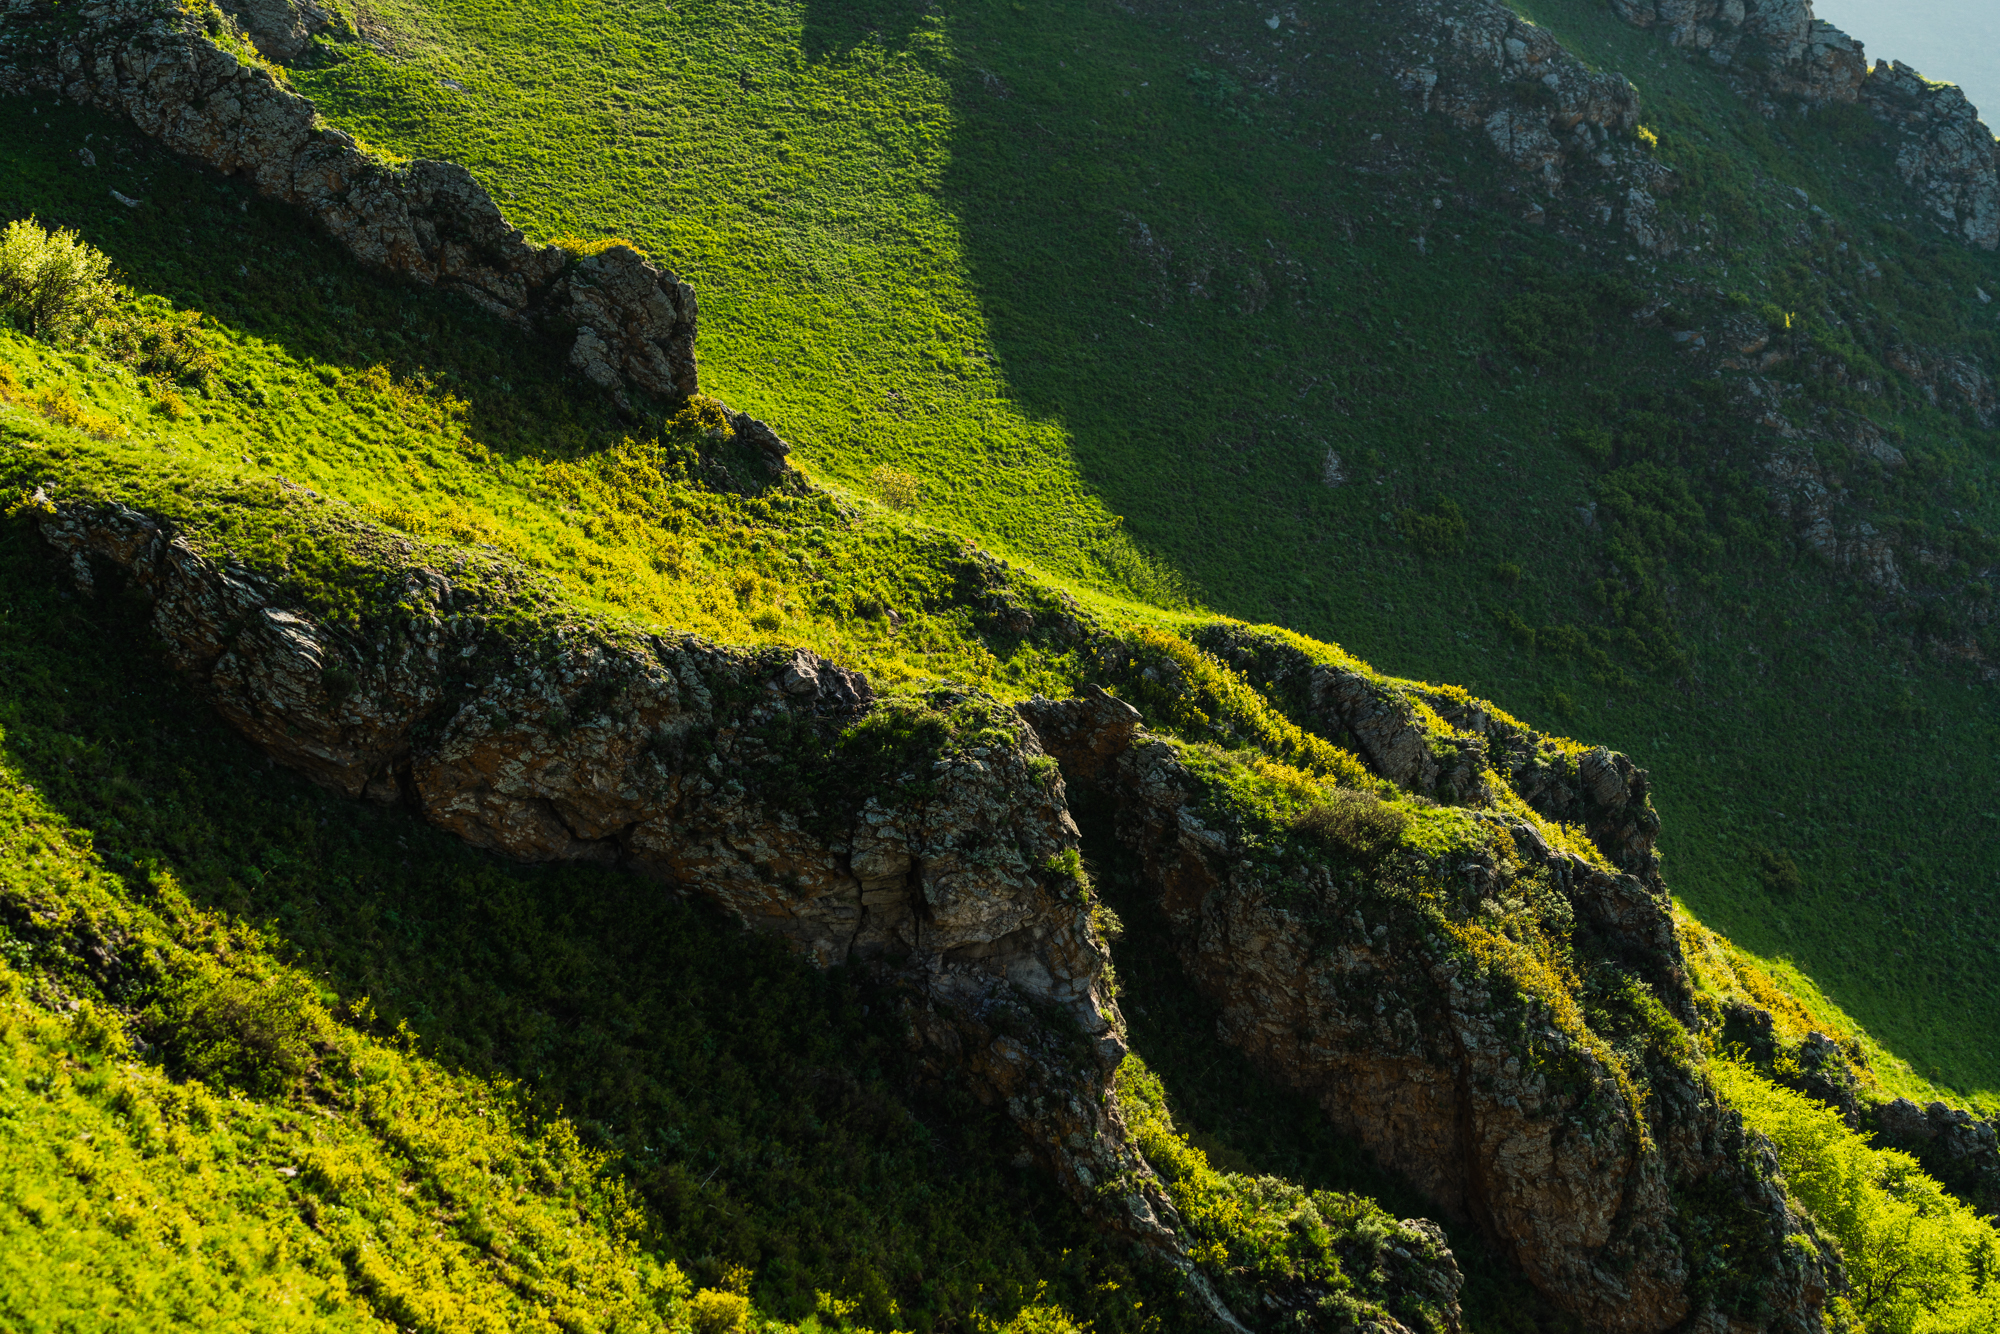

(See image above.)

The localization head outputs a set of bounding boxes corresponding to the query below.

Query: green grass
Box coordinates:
[10,0,2000,1316]
[261,0,2000,1099]
[0,510,1208,1333]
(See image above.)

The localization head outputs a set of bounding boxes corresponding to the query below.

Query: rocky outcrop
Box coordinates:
[1606,0,2000,251]
[1023,691,1834,1334]
[1864,1098,2000,1218]
[1610,0,1867,104]
[0,0,699,399]
[215,0,341,63]
[34,495,1197,1268]
[36,493,1490,1330]
[1190,625,1661,874]
[1865,62,2000,251]
[1189,624,1490,805]
[1393,0,1640,188]
[1187,624,1694,1020]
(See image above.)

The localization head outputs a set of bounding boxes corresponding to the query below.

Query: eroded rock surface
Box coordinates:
[1394,0,1640,188]
[0,0,698,399]
[1607,0,1998,251]
[1864,62,2000,251]
[1611,0,1867,104]
[37,496,1195,1264]
[1190,624,1693,1019]
[1021,689,1833,1334]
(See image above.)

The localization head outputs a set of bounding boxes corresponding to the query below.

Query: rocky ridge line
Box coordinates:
[1608,0,1997,250]
[1395,0,1996,252]
[35,498,1152,1247]
[1187,622,1696,1020]
[0,0,699,401]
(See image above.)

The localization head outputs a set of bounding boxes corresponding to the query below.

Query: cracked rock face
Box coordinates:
[0,0,699,398]
[215,0,335,63]
[1022,691,1833,1334]
[1394,0,1640,189]
[1865,61,2000,251]
[1609,0,1867,104]
[1607,0,1997,251]
[1863,1098,2000,1219]
[36,497,1184,1262]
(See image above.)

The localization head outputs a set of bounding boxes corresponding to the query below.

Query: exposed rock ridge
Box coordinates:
[34,495,1211,1283]
[1391,0,1641,188]
[1021,689,1835,1334]
[0,0,699,398]
[1187,623,1693,1021]
[1610,0,1868,105]
[1863,60,2000,251]
[1606,0,1998,250]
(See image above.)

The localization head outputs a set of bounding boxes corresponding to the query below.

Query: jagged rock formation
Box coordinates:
[1396,0,1998,252]
[34,494,1492,1333]
[1864,61,2000,251]
[1610,0,1867,105]
[0,0,699,398]
[1721,1004,1865,1126]
[1021,689,1834,1334]
[1188,623,1694,1021]
[34,496,1183,1261]
[1608,0,1999,250]
[1393,0,1640,187]
[215,0,340,63]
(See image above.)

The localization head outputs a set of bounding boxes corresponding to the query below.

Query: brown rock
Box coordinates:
[36,497,1188,1268]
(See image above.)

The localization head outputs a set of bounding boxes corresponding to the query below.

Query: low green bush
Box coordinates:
[146,965,324,1099]
[1750,845,1804,898]
[0,217,117,339]
[1396,496,1469,557]
[1290,789,1408,863]
[1497,290,1590,364]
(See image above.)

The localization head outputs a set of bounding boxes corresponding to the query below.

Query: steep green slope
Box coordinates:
[8,0,2000,1323]
[0,502,1182,1333]
[4,212,1996,1328]
[0,426,1594,1332]
[274,0,2000,1097]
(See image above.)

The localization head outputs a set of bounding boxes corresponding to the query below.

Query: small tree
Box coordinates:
[0,217,119,340]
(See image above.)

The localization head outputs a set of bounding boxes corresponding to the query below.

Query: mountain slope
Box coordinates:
[260,0,2000,1099]
[6,0,2000,1327]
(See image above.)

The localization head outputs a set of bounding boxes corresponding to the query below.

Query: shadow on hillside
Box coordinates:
[0,524,1155,1327]
[797,0,931,60]
[1071,789,1582,1334]
[0,96,626,467]
[887,0,1531,633]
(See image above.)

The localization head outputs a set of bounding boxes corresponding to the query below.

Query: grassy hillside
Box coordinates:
[0,417,1592,1332]
[8,0,2000,1323]
[263,0,2000,1099]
